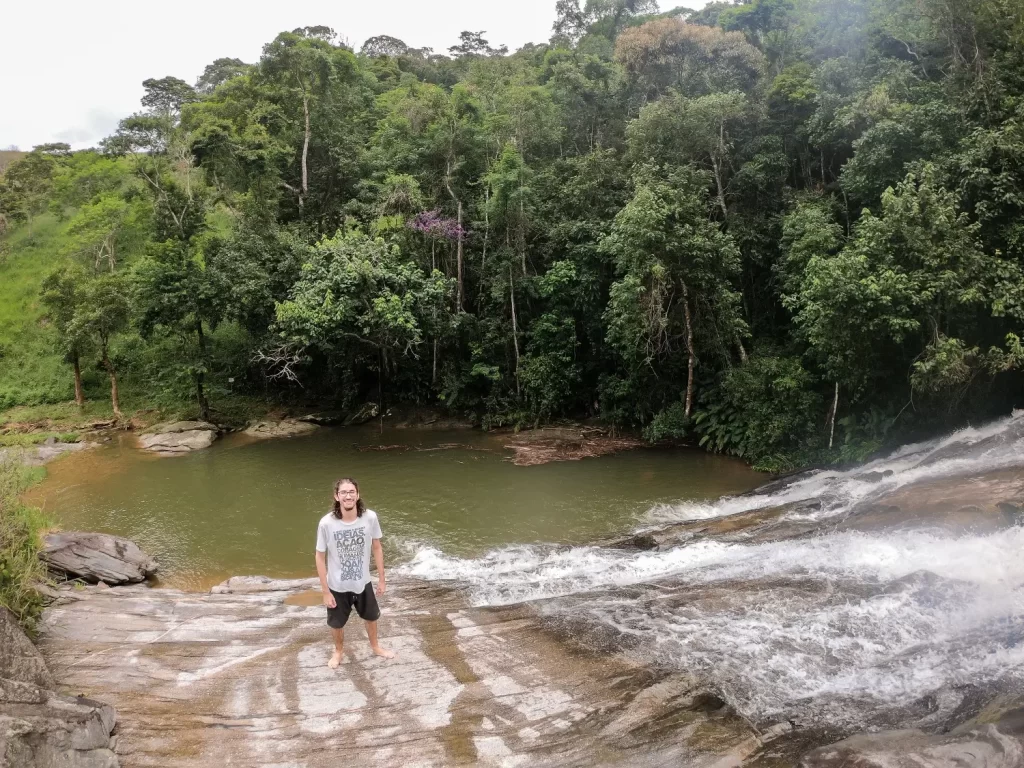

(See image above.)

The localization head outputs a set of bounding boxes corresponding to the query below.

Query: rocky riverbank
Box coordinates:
[25,571,1024,767]
[34,576,769,767]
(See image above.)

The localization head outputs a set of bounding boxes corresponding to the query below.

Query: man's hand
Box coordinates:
[376,579,387,597]
[323,591,337,609]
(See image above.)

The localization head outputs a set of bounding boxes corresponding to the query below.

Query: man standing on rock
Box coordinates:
[315,478,396,667]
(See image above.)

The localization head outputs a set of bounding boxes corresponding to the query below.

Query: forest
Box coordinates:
[2,0,1024,470]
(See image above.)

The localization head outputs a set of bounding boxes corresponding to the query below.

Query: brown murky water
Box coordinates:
[26,426,763,590]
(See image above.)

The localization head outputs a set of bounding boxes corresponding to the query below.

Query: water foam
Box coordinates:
[399,416,1024,727]
[402,528,1024,726]
[646,415,1024,525]
[402,528,1024,606]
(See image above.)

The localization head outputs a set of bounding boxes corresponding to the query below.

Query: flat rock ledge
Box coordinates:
[0,441,96,467]
[0,607,118,768]
[41,532,158,585]
[137,421,218,456]
[243,419,320,439]
[37,576,779,767]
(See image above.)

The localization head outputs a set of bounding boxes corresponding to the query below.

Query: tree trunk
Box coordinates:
[300,93,310,211]
[482,185,489,280]
[444,163,464,311]
[737,337,748,363]
[456,200,464,310]
[712,157,728,219]
[102,346,122,419]
[73,354,85,409]
[196,321,210,422]
[510,265,521,397]
[682,282,696,417]
[828,381,839,450]
[431,239,439,386]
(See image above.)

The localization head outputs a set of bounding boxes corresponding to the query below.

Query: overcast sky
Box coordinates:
[1,0,705,152]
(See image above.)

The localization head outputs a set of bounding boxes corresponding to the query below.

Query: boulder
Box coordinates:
[41,533,157,585]
[137,421,218,456]
[345,402,379,426]
[0,608,53,690]
[242,419,319,439]
[0,607,118,767]
[799,725,1024,768]
[296,411,346,426]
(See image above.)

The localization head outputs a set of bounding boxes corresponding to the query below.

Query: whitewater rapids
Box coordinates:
[398,416,1024,729]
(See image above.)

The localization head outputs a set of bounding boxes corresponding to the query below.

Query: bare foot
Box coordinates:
[371,646,396,660]
[328,650,343,669]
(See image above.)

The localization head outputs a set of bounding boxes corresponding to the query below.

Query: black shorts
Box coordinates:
[326,583,380,628]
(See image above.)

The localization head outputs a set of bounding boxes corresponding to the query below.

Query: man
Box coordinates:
[315,477,396,668]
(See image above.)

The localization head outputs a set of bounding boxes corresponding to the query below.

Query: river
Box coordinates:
[26,426,763,590]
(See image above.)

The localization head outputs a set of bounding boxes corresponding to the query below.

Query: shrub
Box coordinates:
[0,458,49,633]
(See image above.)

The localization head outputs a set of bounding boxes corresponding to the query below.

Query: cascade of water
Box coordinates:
[397,416,1024,728]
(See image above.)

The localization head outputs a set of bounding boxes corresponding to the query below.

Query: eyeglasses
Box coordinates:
[337,491,358,496]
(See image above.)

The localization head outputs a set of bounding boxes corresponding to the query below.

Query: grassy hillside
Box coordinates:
[0,214,79,410]
[0,151,26,176]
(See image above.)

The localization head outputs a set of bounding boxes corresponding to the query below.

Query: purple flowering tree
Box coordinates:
[408,210,466,242]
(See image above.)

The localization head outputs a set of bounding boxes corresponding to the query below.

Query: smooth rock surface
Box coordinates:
[243,419,319,439]
[0,606,118,767]
[137,421,218,456]
[799,725,1024,768]
[38,578,766,767]
[41,532,158,585]
[0,441,96,467]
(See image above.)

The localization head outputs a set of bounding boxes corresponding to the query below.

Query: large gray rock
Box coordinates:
[0,608,53,690]
[0,607,118,767]
[137,421,218,456]
[41,533,157,585]
[800,725,1024,767]
[242,419,319,439]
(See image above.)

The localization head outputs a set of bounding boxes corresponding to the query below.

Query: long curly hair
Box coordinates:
[332,477,366,519]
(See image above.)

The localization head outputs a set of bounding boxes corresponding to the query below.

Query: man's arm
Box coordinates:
[315,550,336,608]
[372,539,386,595]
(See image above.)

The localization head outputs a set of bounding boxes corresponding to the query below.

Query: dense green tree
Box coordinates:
[5,0,1024,467]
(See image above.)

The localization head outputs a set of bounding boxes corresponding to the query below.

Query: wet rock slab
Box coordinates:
[41,532,158,585]
[38,578,764,767]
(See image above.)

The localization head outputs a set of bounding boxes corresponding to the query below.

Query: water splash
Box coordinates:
[398,416,1024,728]
[647,415,1024,525]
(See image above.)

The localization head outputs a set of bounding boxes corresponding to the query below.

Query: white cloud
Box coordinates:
[0,0,705,150]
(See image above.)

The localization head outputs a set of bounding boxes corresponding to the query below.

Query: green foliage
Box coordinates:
[0,458,49,634]
[4,0,1024,470]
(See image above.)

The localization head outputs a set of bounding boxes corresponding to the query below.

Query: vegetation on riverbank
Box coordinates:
[0,458,48,633]
[3,0,1024,471]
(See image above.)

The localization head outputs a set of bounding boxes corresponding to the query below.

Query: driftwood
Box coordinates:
[503,429,646,467]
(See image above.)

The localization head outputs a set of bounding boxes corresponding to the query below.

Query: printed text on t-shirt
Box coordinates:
[334,528,365,582]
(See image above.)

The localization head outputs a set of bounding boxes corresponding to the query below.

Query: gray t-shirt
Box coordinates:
[315,510,383,594]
